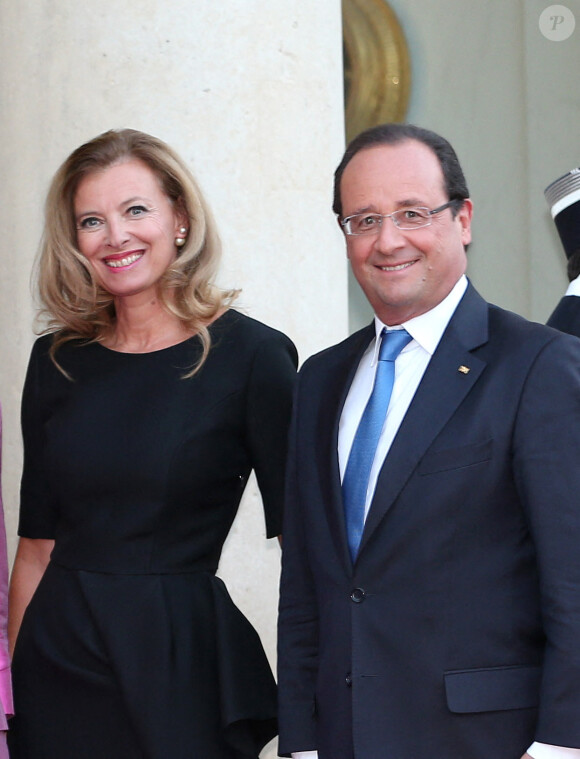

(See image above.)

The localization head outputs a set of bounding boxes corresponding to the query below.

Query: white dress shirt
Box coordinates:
[291,275,578,759]
[337,276,467,507]
[565,272,580,296]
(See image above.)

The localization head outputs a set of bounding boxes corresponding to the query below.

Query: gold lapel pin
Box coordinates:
[458,365,470,374]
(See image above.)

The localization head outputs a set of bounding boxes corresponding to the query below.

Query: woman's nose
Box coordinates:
[105,218,130,248]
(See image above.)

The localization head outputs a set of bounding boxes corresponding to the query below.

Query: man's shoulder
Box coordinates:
[488,300,573,339]
[547,295,580,338]
[301,324,374,373]
[483,300,580,366]
[462,283,562,342]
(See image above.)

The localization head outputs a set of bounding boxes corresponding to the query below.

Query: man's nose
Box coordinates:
[374,215,406,252]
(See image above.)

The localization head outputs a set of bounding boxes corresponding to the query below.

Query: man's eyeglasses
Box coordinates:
[340,200,459,236]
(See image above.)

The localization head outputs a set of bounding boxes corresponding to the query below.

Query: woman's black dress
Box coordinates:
[9,310,297,759]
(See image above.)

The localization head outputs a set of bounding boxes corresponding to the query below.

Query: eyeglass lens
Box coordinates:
[347,208,431,234]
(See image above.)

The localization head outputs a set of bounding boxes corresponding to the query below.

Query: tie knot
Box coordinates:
[378,328,412,362]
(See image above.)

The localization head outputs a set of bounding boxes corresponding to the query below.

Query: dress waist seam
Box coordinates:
[50,559,218,576]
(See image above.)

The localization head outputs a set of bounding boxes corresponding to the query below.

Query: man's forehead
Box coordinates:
[347,139,440,172]
[341,140,445,201]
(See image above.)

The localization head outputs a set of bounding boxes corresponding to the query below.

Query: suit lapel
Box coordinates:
[316,324,375,573]
[359,285,490,556]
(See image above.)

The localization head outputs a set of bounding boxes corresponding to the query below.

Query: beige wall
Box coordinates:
[1,1,579,756]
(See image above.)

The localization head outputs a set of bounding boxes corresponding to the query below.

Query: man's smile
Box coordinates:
[377,261,417,272]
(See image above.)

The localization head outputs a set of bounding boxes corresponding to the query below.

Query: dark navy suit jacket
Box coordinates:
[278,284,580,759]
[547,295,580,338]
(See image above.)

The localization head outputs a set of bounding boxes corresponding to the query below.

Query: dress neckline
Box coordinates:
[92,309,232,357]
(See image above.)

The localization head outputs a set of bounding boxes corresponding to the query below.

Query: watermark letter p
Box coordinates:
[539,5,576,40]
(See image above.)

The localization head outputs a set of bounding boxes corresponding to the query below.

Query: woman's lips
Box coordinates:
[103,252,144,269]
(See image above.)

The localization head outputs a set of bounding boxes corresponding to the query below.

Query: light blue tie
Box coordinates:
[342,328,412,561]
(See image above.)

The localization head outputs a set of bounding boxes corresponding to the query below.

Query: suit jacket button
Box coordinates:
[345,674,352,687]
[350,588,366,603]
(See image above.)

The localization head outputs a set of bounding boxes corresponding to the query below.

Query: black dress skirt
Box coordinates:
[9,310,297,759]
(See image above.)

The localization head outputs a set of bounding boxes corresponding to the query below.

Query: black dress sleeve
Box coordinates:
[245,331,298,538]
[18,337,59,539]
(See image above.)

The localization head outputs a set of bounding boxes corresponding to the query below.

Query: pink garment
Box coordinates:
[0,405,14,737]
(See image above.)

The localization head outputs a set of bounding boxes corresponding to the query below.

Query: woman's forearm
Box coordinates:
[8,538,54,657]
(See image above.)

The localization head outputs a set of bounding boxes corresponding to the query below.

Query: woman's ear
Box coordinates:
[174,198,189,234]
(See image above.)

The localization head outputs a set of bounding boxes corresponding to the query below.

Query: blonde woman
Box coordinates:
[8,129,297,758]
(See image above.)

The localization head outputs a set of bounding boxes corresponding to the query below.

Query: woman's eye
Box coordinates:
[128,205,148,217]
[78,217,101,230]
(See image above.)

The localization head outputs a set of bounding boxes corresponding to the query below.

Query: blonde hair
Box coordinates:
[38,128,237,373]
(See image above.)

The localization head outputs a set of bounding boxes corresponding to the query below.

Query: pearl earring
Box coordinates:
[175,227,187,247]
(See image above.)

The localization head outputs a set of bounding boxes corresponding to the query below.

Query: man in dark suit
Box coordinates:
[545,168,580,337]
[277,124,580,759]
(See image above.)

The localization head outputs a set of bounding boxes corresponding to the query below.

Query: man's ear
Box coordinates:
[337,217,352,259]
[458,198,473,247]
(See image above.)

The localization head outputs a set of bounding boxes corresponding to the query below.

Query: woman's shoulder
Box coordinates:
[217,309,285,336]
[216,309,296,350]
[30,332,55,352]
[27,332,101,381]
[26,333,57,373]
[209,310,298,373]
[30,331,88,354]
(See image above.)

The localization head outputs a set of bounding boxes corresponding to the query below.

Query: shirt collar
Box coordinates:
[370,275,468,363]
[565,271,580,297]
